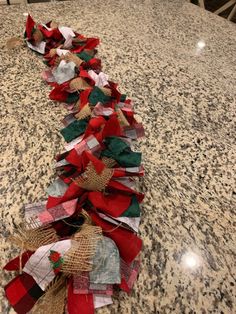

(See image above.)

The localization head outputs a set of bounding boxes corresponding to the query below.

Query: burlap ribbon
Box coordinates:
[10,225,59,251]
[74,161,113,191]
[30,275,67,314]
[62,224,102,274]
[74,103,91,120]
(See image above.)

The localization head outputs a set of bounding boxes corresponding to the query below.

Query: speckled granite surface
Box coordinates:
[0,1,236,313]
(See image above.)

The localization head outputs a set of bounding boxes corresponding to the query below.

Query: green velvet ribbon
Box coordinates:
[60,119,87,142]
[101,136,141,167]
[122,195,141,217]
[89,86,111,106]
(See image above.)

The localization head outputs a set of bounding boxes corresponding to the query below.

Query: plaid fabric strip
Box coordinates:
[57,168,80,184]
[89,283,113,295]
[25,202,47,228]
[93,102,114,116]
[38,199,77,225]
[74,135,101,155]
[120,258,140,290]
[113,166,144,177]
[112,177,136,190]
[64,135,83,151]
[117,102,133,112]
[24,240,72,290]
[73,273,113,296]
[94,295,113,309]
[57,165,81,184]
[98,212,140,233]
[54,158,70,168]
[73,272,89,294]
[5,272,44,314]
[61,113,77,127]
[123,123,145,139]
[41,69,55,83]
[87,70,109,87]
[25,199,77,227]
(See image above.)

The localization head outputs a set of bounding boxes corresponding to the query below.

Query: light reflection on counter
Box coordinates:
[181,251,202,270]
[196,40,206,55]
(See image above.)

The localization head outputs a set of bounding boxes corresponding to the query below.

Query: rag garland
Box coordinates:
[4,15,145,314]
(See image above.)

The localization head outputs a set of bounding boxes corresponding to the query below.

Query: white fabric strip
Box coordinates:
[98,213,140,233]
[93,295,113,309]
[88,70,109,87]
[64,135,83,151]
[23,239,72,290]
[59,26,75,48]
[26,41,46,54]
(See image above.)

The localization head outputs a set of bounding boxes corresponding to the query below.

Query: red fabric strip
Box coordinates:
[102,114,122,139]
[88,191,131,217]
[79,88,92,109]
[25,15,35,40]
[89,211,142,264]
[67,278,94,314]
[3,251,34,271]
[47,181,84,209]
[108,180,144,203]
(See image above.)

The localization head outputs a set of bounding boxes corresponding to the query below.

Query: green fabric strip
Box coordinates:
[77,51,93,62]
[122,195,141,217]
[66,92,79,104]
[120,94,126,102]
[89,86,111,106]
[60,119,87,142]
[101,137,141,167]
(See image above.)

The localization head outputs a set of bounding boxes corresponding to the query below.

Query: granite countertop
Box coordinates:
[0,0,236,313]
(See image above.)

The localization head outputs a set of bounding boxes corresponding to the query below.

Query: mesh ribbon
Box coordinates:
[10,225,59,251]
[33,28,44,44]
[102,157,116,168]
[74,161,113,191]
[75,103,91,120]
[30,275,67,314]
[50,21,59,29]
[116,108,130,127]
[65,52,83,67]
[49,48,57,57]
[100,87,112,96]
[69,77,91,91]
[61,224,102,274]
